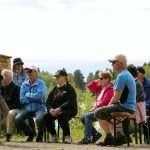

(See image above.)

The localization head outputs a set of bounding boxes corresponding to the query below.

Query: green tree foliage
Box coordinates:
[86,72,94,83]
[94,70,100,79]
[73,69,86,91]
[38,71,56,96]
[76,89,95,116]
[143,64,150,79]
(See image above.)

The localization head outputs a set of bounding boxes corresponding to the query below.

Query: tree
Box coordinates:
[73,69,86,91]
[86,72,94,83]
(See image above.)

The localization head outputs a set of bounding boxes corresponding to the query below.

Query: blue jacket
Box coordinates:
[20,77,46,112]
[143,77,150,109]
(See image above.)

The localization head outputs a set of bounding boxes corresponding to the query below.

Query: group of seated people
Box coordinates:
[0,54,150,146]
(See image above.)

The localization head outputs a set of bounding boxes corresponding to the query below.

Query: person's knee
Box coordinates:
[80,114,85,122]
[43,112,49,121]
[15,114,22,124]
[8,110,15,118]
[95,109,105,119]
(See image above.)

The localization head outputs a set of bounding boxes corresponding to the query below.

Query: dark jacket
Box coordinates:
[143,77,150,109]
[46,81,77,117]
[2,81,21,110]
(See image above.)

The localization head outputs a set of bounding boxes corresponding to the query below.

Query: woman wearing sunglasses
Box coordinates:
[78,71,114,144]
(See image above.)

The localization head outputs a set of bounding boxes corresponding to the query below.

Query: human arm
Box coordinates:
[87,80,101,93]
[25,80,46,103]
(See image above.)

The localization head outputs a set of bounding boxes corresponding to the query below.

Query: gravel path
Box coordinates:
[0,142,150,150]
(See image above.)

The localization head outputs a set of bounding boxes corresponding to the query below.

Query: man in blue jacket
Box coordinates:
[15,66,46,142]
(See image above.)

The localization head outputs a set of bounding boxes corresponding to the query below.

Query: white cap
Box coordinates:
[24,66,38,72]
[108,54,127,66]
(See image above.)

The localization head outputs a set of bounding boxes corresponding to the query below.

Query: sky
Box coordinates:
[0,0,150,77]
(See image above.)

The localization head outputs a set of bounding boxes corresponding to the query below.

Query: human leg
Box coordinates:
[5,109,20,142]
[15,109,35,142]
[34,110,44,142]
[43,112,56,135]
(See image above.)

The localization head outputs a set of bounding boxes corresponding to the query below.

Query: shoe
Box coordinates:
[99,136,115,146]
[5,133,11,142]
[78,137,92,145]
[116,134,127,145]
[26,132,36,142]
[51,135,59,143]
[92,132,102,143]
[36,136,43,142]
[64,135,73,144]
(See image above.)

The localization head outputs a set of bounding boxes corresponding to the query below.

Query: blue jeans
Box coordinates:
[15,109,44,138]
[80,111,98,138]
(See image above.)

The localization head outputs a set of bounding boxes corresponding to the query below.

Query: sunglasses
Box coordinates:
[112,61,118,64]
[26,70,32,74]
[99,77,104,80]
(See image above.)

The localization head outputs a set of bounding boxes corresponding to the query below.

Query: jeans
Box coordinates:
[15,109,44,138]
[80,111,97,138]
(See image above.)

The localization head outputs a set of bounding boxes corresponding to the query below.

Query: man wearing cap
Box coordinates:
[44,68,77,144]
[137,66,150,136]
[95,54,136,146]
[15,66,47,142]
[12,57,36,137]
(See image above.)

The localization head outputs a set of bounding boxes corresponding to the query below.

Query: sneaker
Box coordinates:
[26,132,36,142]
[36,136,43,142]
[92,132,102,143]
[5,133,11,142]
[51,135,59,143]
[78,137,92,145]
[99,135,115,146]
[64,135,73,144]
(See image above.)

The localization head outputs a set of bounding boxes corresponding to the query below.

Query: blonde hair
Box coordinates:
[99,71,112,82]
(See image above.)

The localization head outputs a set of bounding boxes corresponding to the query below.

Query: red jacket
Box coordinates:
[87,80,114,109]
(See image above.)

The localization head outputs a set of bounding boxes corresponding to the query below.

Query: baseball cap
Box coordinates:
[54,68,67,77]
[137,66,145,75]
[108,54,127,66]
[24,66,38,72]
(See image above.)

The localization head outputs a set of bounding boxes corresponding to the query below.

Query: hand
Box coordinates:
[51,108,61,117]
[49,108,55,115]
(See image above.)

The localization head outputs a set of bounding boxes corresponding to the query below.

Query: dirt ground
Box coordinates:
[0,142,150,150]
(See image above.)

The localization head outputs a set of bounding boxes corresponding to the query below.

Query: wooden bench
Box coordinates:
[111,112,150,146]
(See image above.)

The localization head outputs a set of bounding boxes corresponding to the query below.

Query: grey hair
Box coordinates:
[1,69,13,80]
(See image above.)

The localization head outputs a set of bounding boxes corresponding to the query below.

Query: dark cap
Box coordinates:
[13,58,24,66]
[54,68,67,77]
[137,66,145,75]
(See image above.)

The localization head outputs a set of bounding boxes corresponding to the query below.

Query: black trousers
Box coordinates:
[44,111,71,136]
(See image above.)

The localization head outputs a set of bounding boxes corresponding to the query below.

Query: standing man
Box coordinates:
[137,66,150,136]
[15,66,46,142]
[95,54,136,146]
[44,68,77,143]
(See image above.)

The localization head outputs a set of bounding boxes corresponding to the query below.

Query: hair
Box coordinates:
[99,71,112,82]
[1,69,13,80]
[127,64,137,78]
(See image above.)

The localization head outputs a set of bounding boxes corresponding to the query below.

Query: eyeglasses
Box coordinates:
[99,77,104,80]
[26,70,32,74]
